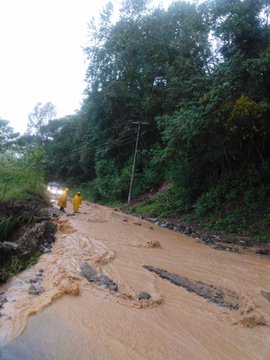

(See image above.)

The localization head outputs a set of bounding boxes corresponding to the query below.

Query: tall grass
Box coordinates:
[0,251,42,283]
[0,216,32,241]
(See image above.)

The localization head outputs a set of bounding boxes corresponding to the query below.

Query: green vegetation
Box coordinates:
[1,0,270,242]
[0,143,48,201]
[132,179,270,241]
[0,216,33,241]
[0,251,42,283]
[10,251,42,273]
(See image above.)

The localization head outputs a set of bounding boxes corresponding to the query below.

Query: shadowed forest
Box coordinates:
[1,0,270,241]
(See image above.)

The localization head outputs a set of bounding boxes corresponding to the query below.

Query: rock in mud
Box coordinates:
[48,207,61,218]
[80,262,118,292]
[138,292,151,301]
[261,290,270,302]
[256,248,270,255]
[143,265,239,310]
[0,291,7,314]
[36,269,43,277]
[26,278,39,284]
[122,209,255,250]
[28,284,45,295]
[0,242,19,257]
[18,221,56,249]
[210,243,239,253]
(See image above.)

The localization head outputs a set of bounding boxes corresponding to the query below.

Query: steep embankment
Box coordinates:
[0,200,57,282]
[0,201,270,360]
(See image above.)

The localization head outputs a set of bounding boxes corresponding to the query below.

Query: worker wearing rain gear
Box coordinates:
[57,188,69,211]
[73,192,83,212]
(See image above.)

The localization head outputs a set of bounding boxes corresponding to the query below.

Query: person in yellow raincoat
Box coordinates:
[57,188,69,211]
[72,192,83,213]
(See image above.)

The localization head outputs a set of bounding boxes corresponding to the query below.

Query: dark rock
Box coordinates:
[80,262,97,282]
[48,207,61,218]
[28,284,44,295]
[261,290,270,302]
[143,265,239,310]
[17,221,56,255]
[0,291,7,312]
[159,223,167,228]
[184,227,191,235]
[138,292,151,301]
[0,242,19,258]
[121,208,255,251]
[97,275,118,291]
[26,278,39,284]
[80,262,118,292]
[41,247,51,253]
[256,249,270,255]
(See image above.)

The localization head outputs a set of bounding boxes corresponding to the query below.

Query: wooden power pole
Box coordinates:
[128,121,148,204]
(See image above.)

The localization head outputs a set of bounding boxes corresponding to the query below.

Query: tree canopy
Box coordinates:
[3,0,270,237]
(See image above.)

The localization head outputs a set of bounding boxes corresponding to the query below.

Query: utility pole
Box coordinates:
[128,121,148,204]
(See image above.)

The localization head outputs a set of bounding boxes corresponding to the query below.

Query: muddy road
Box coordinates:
[0,201,270,359]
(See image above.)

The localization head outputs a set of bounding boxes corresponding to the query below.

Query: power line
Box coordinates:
[52,137,137,166]
[50,134,136,160]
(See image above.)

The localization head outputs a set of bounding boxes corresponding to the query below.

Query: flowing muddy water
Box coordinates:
[0,201,270,359]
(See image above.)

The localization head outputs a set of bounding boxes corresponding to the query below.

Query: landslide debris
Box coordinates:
[143,265,240,310]
[0,200,57,282]
[80,262,118,291]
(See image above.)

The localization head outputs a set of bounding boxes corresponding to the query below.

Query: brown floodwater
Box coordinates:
[0,201,270,359]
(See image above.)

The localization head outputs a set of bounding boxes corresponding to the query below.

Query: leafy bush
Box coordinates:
[207,209,249,233]
[195,187,223,216]
[133,185,191,218]
[244,187,266,210]
[0,147,47,201]
[0,251,42,283]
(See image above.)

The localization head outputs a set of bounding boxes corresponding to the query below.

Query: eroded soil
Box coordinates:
[0,201,270,360]
[0,200,57,282]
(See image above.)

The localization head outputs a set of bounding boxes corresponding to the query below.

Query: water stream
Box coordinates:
[0,202,270,359]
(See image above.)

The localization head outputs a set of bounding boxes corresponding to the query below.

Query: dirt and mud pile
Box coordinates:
[0,200,57,281]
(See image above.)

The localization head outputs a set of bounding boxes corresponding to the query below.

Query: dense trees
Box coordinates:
[0,118,47,200]
[11,0,268,236]
[0,119,19,153]
[27,102,57,144]
[42,0,270,192]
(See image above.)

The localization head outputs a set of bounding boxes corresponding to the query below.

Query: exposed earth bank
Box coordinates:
[0,200,57,282]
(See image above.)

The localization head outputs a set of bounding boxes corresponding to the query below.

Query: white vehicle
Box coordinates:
[47,182,63,198]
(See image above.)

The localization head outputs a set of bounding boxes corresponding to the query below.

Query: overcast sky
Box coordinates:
[0,0,193,134]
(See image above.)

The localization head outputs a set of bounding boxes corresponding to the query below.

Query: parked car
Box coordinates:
[47,182,63,199]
